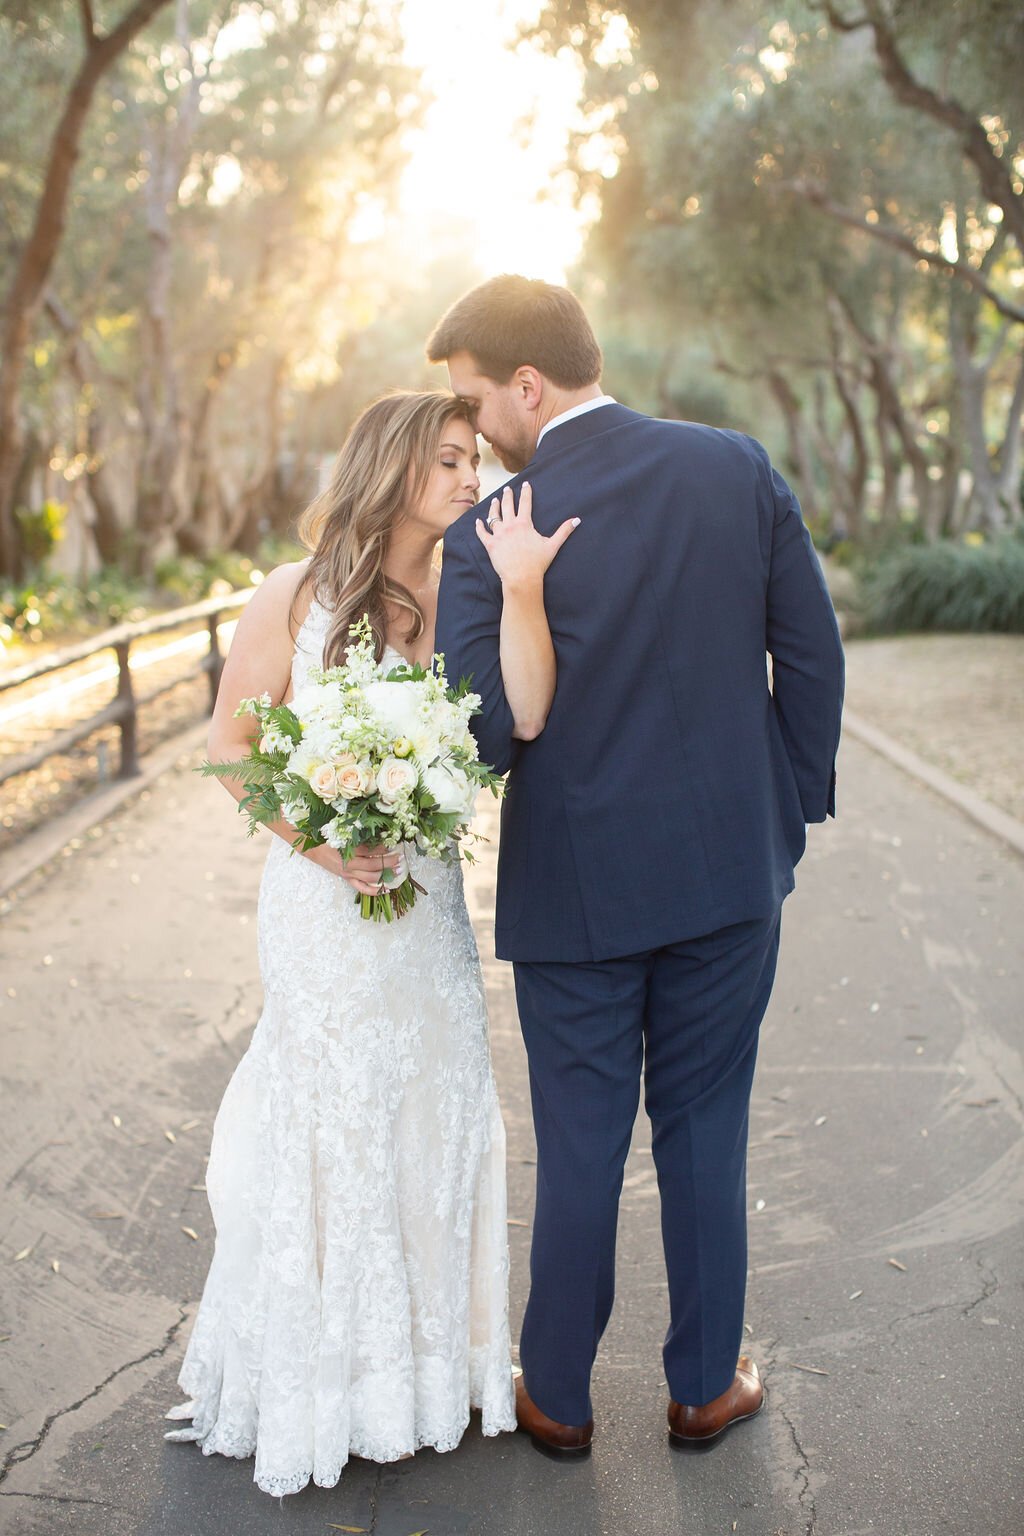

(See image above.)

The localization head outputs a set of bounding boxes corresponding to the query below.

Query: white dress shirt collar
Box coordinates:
[536,395,617,446]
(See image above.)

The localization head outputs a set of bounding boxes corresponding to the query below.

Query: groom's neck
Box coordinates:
[534,383,604,437]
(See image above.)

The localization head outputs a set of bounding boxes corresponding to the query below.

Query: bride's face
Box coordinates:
[407,416,481,538]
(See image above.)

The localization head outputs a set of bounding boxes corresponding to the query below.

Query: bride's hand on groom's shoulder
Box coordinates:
[476,483,580,589]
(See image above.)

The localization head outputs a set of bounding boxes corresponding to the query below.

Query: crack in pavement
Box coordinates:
[777,1403,816,1536]
[0,1489,128,1511]
[0,1308,187,1487]
[960,1250,999,1320]
[882,1248,1000,1341]
[368,1463,383,1533]
[214,982,252,1054]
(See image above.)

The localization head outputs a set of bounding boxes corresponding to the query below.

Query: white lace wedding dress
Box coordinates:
[165,597,516,1496]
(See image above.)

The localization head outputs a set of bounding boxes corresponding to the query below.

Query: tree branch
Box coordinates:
[779,179,1024,325]
[824,0,1024,249]
[78,0,97,45]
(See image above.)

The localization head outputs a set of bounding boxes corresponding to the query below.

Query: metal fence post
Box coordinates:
[114,639,140,777]
[207,611,223,712]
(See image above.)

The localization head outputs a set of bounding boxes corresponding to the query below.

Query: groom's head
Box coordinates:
[426,275,603,473]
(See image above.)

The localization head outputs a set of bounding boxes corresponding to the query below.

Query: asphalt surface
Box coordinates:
[0,732,1021,1536]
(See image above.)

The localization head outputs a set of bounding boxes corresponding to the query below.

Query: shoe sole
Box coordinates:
[668,1394,765,1453]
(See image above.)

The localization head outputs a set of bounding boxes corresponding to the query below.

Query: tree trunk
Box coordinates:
[825,298,869,541]
[44,292,126,564]
[995,347,1024,526]
[767,371,820,522]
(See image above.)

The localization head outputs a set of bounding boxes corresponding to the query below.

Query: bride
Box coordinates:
[164,389,577,1496]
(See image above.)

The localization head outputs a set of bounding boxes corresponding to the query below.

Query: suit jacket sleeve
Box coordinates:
[761,451,845,820]
[436,515,519,777]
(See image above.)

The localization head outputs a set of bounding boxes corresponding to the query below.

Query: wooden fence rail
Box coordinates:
[0,589,254,787]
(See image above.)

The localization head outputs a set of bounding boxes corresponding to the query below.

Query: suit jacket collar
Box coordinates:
[527,401,640,468]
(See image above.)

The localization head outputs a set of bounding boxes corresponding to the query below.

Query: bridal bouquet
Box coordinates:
[202,617,500,921]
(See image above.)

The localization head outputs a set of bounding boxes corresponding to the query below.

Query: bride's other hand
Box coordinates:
[475,483,579,587]
[305,842,405,895]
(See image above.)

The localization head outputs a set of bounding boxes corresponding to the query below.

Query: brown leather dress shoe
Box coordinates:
[667,1356,764,1451]
[515,1375,593,1460]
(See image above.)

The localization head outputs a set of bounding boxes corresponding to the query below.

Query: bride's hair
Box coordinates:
[295,389,474,668]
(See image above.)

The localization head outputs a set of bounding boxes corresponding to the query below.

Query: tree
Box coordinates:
[528,0,1024,537]
[0,0,425,579]
[0,0,174,579]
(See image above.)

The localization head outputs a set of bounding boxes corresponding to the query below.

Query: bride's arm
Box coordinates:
[207,562,402,894]
[476,483,579,740]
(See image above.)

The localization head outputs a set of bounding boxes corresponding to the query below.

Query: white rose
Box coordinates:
[310,763,340,800]
[334,753,374,799]
[423,763,472,815]
[376,755,419,803]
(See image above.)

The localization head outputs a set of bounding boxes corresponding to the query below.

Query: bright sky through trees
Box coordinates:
[395,0,591,281]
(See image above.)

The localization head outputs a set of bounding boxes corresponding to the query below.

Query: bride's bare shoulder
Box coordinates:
[245,557,314,637]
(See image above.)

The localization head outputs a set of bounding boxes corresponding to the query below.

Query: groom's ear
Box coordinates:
[514,366,544,410]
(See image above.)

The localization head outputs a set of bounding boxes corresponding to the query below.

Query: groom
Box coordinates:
[428,276,844,1457]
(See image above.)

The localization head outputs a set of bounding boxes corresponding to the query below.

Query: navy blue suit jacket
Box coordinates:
[435,403,844,963]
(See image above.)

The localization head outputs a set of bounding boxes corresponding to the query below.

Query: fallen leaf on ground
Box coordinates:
[326,1526,368,1532]
[849,1290,863,1300]
[507,1219,529,1227]
[181,1227,199,1241]
[888,1258,908,1272]
[164,1130,177,1144]
[14,1246,33,1261]
[111,1115,122,1128]
[814,1115,828,1127]
[51,1259,60,1273]
[791,1363,828,1376]
[180,1119,200,1131]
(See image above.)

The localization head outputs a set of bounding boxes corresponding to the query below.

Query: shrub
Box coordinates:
[860,535,1024,634]
[14,500,67,564]
[155,538,304,603]
[0,568,150,653]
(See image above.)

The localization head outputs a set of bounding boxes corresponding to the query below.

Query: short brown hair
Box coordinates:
[426,274,603,388]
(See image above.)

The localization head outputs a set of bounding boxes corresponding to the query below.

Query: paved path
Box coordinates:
[842,633,1024,822]
[0,732,1021,1535]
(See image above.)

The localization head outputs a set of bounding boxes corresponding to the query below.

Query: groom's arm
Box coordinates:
[436,515,519,776]
[760,451,845,821]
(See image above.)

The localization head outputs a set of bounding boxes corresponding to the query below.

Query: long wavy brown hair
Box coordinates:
[294,390,474,668]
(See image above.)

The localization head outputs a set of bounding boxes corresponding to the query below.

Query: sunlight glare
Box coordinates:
[397,0,590,283]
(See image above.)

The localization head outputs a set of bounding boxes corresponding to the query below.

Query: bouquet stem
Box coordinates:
[356,874,427,923]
